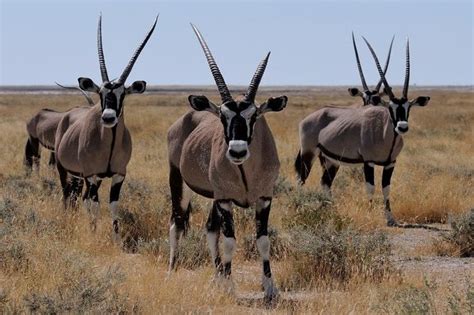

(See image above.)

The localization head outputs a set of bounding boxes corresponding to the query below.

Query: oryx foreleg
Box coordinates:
[256,197,278,301]
[110,174,125,244]
[382,164,397,226]
[206,200,222,274]
[364,162,375,202]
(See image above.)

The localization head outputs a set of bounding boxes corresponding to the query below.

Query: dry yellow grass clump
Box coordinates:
[0,88,472,313]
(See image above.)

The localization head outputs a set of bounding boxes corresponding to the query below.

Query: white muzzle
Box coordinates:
[226,140,250,164]
[101,108,118,128]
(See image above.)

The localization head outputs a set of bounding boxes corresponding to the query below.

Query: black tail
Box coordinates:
[24,137,40,173]
[48,152,56,167]
[295,150,314,185]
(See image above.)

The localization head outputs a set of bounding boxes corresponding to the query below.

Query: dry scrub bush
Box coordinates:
[435,209,474,257]
[276,189,393,289]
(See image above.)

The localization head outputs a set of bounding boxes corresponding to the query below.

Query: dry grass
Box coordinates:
[0,88,472,313]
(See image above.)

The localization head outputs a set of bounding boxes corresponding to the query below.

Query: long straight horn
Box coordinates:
[97,14,109,83]
[375,35,395,92]
[362,36,395,99]
[352,32,368,91]
[117,15,159,84]
[402,38,410,99]
[191,23,233,103]
[245,52,270,103]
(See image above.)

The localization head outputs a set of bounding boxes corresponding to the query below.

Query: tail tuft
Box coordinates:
[294,150,314,185]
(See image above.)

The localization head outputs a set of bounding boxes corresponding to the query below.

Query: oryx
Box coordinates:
[54,15,157,235]
[295,37,430,226]
[347,32,394,107]
[167,24,287,300]
[24,84,94,173]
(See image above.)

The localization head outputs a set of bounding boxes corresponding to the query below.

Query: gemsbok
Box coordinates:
[24,84,94,173]
[167,24,287,300]
[54,15,157,236]
[347,33,394,107]
[295,37,430,226]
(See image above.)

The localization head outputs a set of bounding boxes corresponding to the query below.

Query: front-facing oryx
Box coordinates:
[55,15,157,236]
[295,37,430,226]
[167,24,287,300]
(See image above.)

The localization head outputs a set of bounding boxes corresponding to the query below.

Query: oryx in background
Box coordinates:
[295,36,430,226]
[24,84,94,173]
[54,15,157,237]
[347,32,394,107]
[167,24,287,300]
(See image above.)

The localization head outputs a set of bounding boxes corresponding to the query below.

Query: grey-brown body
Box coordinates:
[299,105,403,166]
[168,110,278,207]
[55,104,131,177]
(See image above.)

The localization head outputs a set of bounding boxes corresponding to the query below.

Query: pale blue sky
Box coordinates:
[1,0,472,86]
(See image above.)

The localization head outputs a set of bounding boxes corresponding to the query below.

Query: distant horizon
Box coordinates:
[1,1,472,86]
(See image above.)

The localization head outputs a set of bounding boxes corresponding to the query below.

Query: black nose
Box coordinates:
[102,116,115,123]
[229,149,247,159]
[398,126,409,133]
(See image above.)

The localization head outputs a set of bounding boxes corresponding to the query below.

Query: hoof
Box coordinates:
[262,276,279,302]
[387,219,398,227]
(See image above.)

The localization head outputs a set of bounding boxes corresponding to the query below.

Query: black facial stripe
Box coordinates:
[229,116,248,141]
[396,105,406,122]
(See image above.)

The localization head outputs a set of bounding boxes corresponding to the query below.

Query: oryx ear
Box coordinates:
[348,88,362,97]
[371,95,382,105]
[126,81,147,94]
[258,95,288,115]
[78,77,99,93]
[410,96,430,107]
[188,95,219,115]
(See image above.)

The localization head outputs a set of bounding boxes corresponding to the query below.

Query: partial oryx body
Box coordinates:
[295,37,430,226]
[167,24,287,300]
[24,84,94,173]
[54,15,157,236]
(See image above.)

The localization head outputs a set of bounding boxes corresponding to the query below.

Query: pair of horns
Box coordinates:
[352,32,394,93]
[363,36,411,99]
[191,24,269,104]
[98,14,158,84]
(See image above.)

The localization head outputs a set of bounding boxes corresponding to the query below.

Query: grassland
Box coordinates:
[0,88,473,313]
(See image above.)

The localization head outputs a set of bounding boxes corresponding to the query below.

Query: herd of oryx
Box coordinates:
[23,15,430,300]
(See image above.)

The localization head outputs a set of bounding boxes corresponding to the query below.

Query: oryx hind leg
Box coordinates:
[24,136,40,174]
[319,155,339,196]
[84,176,102,231]
[110,174,125,245]
[56,161,71,209]
[168,164,192,272]
[382,164,397,226]
[295,149,316,185]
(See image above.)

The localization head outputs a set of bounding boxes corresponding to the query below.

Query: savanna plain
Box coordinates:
[0,87,473,313]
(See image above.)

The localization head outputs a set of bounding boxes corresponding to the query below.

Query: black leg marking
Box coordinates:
[207,201,222,270]
[219,202,235,239]
[109,175,125,241]
[320,155,339,189]
[295,150,315,185]
[169,164,190,233]
[263,260,271,278]
[364,163,374,186]
[110,177,124,203]
[382,166,394,189]
[56,161,70,208]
